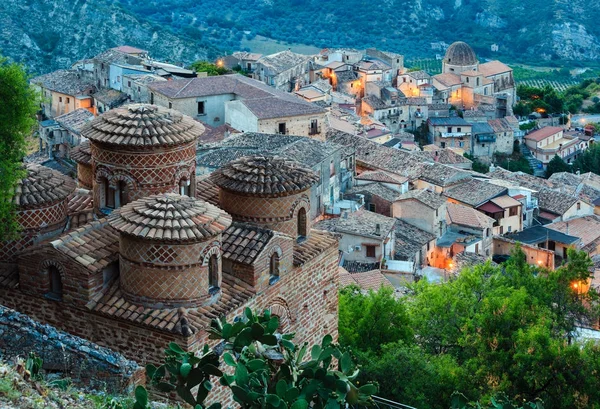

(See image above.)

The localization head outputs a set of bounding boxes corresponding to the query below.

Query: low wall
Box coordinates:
[0,305,144,394]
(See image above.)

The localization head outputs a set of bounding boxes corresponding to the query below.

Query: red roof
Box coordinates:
[477,201,504,213]
[525,126,563,142]
[512,194,525,200]
[539,210,559,220]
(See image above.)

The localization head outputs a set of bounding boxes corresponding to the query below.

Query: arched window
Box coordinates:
[48,266,63,300]
[269,253,280,285]
[102,177,115,209]
[208,254,219,293]
[180,178,190,196]
[118,180,128,207]
[297,207,307,240]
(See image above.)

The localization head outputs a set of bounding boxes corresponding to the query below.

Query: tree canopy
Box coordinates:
[0,56,38,239]
[339,246,600,409]
[189,60,230,76]
[545,154,570,178]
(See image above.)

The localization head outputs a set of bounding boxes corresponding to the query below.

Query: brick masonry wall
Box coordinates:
[119,235,221,308]
[1,231,339,407]
[91,141,196,211]
[219,190,311,238]
[0,305,143,394]
[77,163,93,189]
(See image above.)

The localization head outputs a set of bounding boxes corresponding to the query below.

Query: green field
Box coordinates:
[404,58,442,74]
[517,79,580,92]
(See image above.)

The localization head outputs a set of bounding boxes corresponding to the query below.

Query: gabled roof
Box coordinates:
[433,73,462,88]
[490,195,522,209]
[355,170,408,185]
[49,219,119,274]
[536,188,582,216]
[525,126,563,142]
[394,219,436,261]
[446,202,495,229]
[396,189,447,210]
[222,222,275,265]
[257,50,311,73]
[93,89,128,108]
[479,60,512,77]
[504,225,580,246]
[428,116,471,126]
[346,183,399,203]
[314,209,396,240]
[55,109,94,135]
[339,268,393,291]
[444,179,507,207]
[31,70,95,96]
[547,215,600,252]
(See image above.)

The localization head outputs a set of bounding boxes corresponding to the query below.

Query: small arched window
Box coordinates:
[48,266,63,300]
[208,254,219,293]
[180,178,190,196]
[269,253,280,285]
[297,207,307,240]
[102,177,115,209]
[118,180,128,207]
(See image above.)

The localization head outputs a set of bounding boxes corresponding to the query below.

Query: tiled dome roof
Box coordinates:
[444,41,478,66]
[108,193,232,242]
[212,155,319,197]
[70,140,91,165]
[81,104,204,147]
[14,164,76,208]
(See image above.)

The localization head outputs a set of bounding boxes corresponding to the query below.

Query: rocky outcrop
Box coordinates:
[0,305,143,393]
[550,23,600,60]
[0,0,212,74]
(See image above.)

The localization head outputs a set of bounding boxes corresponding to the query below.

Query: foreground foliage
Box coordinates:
[0,56,38,239]
[136,309,376,409]
[340,247,600,409]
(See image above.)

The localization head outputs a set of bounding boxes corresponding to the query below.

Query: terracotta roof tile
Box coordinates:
[70,140,92,165]
[87,274,254,336]
[548,215,600,252]
[82,104,204,147]
[524,126,563,142]
[222,222,274,265]
[314,209,396,239]
[50,219,119,273]
[195,175,220,207]
[67,190,93,214]
[293,230,338,266]
[444,179,506,207]
[14,164,76,208]
[396,189,447,209]
[446,202,495,229]
[108,194,232,242]
[55,109,95,135]
[355,170,408,185]
[211,155,319,197]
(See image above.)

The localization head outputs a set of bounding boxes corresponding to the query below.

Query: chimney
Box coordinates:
[375,223,381,236]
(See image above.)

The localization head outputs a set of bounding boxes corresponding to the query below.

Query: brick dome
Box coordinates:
[109,193,231,242]
[109,193,232,308]
[213,156,317,238]
[83,104,201,213]
[444,41,478,66]
[81,104,203,147]
[14,164,76,208]
[212,155,319,197]
[0,164,76,267]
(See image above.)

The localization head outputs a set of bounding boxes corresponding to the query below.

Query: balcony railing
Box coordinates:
[440,132,471,138]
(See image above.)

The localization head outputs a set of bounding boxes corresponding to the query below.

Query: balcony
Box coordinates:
[476,134,496,143]
[440,132,471,138]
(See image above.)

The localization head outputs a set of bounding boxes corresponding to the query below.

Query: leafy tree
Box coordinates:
[339,285,412,353]
[573,143,600,175]
[0,56,38,239]
[545,154,570,178]
[339,247,600,409]
[189,60,229,76]
[463,153,489,174]
[513,101,530,117]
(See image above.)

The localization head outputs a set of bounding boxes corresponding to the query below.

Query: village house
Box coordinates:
[228,51,263,73]
[196,132,353,220]
[487,117,515,154]
[0,106,340,397]
[421,145,473,169]
[31,70,96,118]
[502,225,580,265]
[398,70,431,99]
[338,267,394,292]
[121,74,166,103]
[38,108,95,159]
[471,122,497,160]
[365,48,405,80]
[548,172,600,211]
[536,188,594,223]
[314,209,396,269]
[476,195,523,235]
[90,49,144,90]
[547,215,600,257]
[393,188,448,237]
[427,116,473,151]
[486,177,539,229]
[148,75,326,138]
[355,170,409,193]
[253,50,312,91]
[93,89,128,114]
[393,219,437,273]
[524,126,581,167]
[435,202,495,266]
[344,182,399,217]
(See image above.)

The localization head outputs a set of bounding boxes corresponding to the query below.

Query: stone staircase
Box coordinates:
[519,143,545,177]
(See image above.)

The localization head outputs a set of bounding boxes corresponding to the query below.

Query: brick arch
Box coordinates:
[288,194,311,219]
[39,259,66,296]
[269,298,293,333]
[200,242,221,266]
[173,165,195,185]
[109,171,138,191]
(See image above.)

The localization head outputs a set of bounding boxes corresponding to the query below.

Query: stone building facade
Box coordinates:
[0,105,340,403]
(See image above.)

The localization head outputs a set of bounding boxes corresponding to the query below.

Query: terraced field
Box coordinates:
[517,79,579,92]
